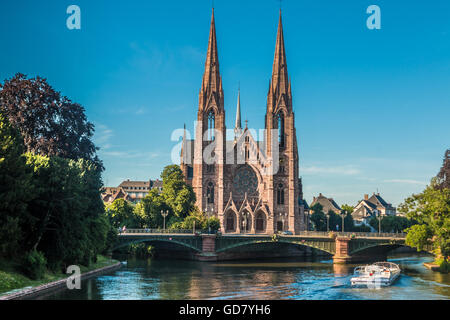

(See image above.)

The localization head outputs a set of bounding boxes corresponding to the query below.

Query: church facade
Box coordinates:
[180,9,306,234]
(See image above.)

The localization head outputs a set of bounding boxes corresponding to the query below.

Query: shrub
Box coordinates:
[435,256,450,273]
[22,250,47,280]
[439,260,450,273]
[205,217,221,232]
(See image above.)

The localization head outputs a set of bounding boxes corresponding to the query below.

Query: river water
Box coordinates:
[36,254,450,300]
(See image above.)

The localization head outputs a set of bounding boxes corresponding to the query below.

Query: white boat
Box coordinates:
[350,262,401,287]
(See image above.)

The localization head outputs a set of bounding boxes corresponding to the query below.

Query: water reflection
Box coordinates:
[36,254,450,300]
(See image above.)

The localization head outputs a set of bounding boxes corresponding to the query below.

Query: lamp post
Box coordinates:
[279,213,286,232]
[326,213,330,232]
[161,210,168,232]
[207,206,212,234]
[378,211,382,234]
[242,212,249,234]
[341,212,345,233]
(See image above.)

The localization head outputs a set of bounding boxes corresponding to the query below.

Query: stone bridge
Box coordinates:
[115,230,433,263]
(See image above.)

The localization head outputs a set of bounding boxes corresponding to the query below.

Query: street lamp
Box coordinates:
[242,212,251,234]
[279,213,286,232]
[207,206,213,234]
[341,212,345,233]
[326,213,330,232]
[377,211,382,234]
[161,210,168,232]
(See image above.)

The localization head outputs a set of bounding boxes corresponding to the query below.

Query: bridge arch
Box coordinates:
[348,241,433,257]
[215,238,335,256]
[113,238,202,253]
[350,243,402,256]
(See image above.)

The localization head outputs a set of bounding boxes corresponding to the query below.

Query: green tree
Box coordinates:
[134,189,170,228]
[310,204,327,231]
[106,199,139,229]
[125,165,197,230]
[405,224,431,252]
[436,149,449,190]
[0,112,32,257]
[0,74,108,273]
[341,204,354,214]
[24,154,108,270]
[205,216,221,232]
[161,165,196,219]
[0,73,103,171]
[399,182,450,262]
[170,208,220,232]
[328,210,341,231]
[369,215,414,233]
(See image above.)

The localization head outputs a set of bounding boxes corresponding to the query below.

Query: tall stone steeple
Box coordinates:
[264,10,302,234]
[193,8,226,217]
[234,85,242,140]
[267,11,292,114]
[199,8,224,113]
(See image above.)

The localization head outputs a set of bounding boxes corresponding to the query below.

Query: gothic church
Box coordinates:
[181,9,307,234]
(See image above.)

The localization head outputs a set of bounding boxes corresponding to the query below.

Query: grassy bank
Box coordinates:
[0,255,118,295]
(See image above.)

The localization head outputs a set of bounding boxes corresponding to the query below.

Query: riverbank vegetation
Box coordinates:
[0,74,114,286]
[400,150,450,273]
[368,215,416,233]
[308,149,450,274]
[0,255,117,295]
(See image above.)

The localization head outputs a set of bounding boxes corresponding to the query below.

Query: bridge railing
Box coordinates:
[118,228,215,235]
[118,229,406,238]
[296,231,406,238]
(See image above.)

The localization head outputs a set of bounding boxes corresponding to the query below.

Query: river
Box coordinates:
[33,254,450,300]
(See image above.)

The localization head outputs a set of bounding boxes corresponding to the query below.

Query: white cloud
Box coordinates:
[135,107,148,115]
[301,165,361,176]
[101,150,164,160]
[94,123,114,148]
[384,179,427,185]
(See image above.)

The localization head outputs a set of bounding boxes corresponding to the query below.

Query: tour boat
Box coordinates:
[350,262,401,287]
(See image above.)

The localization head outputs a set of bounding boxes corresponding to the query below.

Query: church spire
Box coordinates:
[200,8,223,105]
[234,85,242,140]
[271,10,289,97]
[267,10,291,114]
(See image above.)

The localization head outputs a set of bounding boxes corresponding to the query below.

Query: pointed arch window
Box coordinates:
[207,182,215,204]
[208,110,215,141]
[277,183,285,205]
[278,113,285,149]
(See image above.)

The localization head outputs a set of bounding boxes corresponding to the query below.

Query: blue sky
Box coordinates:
[1,0,449,207]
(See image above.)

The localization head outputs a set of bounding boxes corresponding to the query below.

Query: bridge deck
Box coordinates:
[118,230,406,240]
